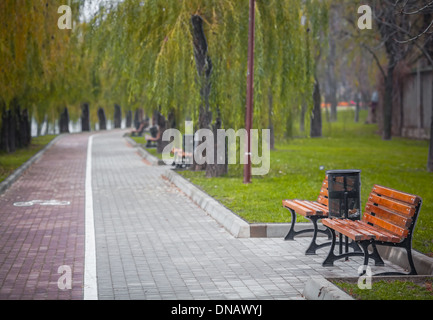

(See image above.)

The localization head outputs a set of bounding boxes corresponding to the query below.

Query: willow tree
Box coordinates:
[0,0,83,150]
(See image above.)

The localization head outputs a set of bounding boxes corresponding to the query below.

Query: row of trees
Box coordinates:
[0,0,83,152]
[0,0,329,175]
[1,1,431,172]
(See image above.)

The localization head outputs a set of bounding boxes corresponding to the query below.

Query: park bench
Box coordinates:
[145,126,161,148]
[131,119,149,137]
[282,177,332,255]
[322,185,423,275]
[172,134,194,168]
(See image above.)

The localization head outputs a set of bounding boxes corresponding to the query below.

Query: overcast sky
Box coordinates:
[82,0,122,21]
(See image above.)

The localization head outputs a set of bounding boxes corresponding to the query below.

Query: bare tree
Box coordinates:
[390,1,433,170]
[368,0,416,140]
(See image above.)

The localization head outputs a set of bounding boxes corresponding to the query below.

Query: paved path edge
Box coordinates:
[303,276,354,300]
[0,134,65,196]
[124,134,316,239]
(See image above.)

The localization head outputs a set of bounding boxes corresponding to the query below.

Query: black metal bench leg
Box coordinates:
[305,216,331,255]
[359,241,371,276]
[375,241,418,276]
[322,228,365,267]
[406,246,418,275]
[284,208,316,240]
[305,216,320,255]
[370,242,385,266]
[284,208,330,248]
[322,228,338,267]
[284,208,297,241]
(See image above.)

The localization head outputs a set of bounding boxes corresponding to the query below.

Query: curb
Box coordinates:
[376,245,433,276]
[303,277,354,300]
[163,168,251,238]
[0,134,64,196]
[123,135,304,239]
[124,135,165,166]
[162,168,324,239]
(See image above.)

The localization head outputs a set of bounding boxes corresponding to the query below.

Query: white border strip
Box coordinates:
[84,135,98,300]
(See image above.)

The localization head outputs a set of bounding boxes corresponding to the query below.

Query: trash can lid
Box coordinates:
[326,169,361,175]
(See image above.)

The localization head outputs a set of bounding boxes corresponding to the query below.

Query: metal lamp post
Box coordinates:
[243,0,255,184]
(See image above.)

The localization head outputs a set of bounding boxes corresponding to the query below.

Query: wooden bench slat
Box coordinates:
[322,179,328,189]
[365,202,412,229]
[363,212,409,239]
[292,200,326,216]
[373,185,421,206]
[368,193,416,216]
[319,187,328,198]
[282,200,314,217]
[303,201,329,214]
[317,195,328,206]
[335,219,377,240]
[322,219,373,241]
[355,221,402,243]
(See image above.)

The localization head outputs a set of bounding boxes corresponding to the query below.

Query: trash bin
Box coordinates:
[326,170,361,220]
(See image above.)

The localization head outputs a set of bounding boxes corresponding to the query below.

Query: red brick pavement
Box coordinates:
[0,133,89,300]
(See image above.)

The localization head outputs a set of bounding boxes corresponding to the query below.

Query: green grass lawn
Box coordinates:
[129,136,160,158]
[176,109,433,256]
[0,135,57,183]
[331,277,433,300]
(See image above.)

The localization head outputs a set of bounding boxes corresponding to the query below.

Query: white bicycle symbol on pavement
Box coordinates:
[13,200,71,207]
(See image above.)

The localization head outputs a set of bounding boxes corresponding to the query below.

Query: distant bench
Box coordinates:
[322,185,423,275]
[172,134,194,168]
[145,126,160,148]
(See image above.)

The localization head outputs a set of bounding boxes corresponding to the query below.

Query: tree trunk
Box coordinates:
[355,93,360,123]
[268,88,275,150]
[134,109,141,130]
[126,110,132,128]
[191,15,212,109]
[156,112,168,154]
[428,80,433,172]
[1,110,10,153]
[206,109,228,178]
[310,77,322,138]
[428,115,433,172]
[192,106,212,171]
[12,99,23,149]
[382,63,395,141]
[8,109,16,153]
[114,104,122,129]
[81,103,90,132]
[191,14,213,172]
[20,108,31,147]
[98,107,107,130]
[299,100,306,133]
[327,6,338,122]
[327,47,338,123]
[167,109,176,129]
[59,107,70,133]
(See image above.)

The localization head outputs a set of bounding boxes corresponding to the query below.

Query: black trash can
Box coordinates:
[326,170,361,220]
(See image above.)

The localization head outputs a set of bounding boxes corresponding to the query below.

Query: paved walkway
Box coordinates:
[0,130,405,300]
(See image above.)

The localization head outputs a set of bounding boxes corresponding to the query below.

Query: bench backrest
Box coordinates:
[317,176,329,207]
[362,185,422,241]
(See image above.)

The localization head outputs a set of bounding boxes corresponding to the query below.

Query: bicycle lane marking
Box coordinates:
[84,134,98,300]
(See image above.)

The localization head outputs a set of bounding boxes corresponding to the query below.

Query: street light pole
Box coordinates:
[243,0,255,184]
